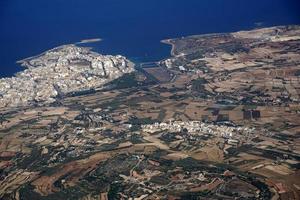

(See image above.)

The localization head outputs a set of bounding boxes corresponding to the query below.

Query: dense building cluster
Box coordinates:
[142,120,255,137]
[0,45,134,108]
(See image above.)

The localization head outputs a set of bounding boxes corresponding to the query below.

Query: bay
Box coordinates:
[0,0,299,77]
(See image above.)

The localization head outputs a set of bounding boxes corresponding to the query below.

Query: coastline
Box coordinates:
[159,25,292,59]
[161,39,176,57]
[17,38,103,68]
[16,44,75,68]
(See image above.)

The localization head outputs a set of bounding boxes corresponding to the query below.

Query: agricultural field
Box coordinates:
[1,25,300,200]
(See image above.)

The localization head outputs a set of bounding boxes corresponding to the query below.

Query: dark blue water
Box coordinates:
[0,0,300,77]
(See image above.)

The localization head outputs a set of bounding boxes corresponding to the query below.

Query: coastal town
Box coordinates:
[0,45,134,108]
[0,26,300,200]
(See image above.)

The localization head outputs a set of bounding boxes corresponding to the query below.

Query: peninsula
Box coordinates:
[0,44,134,109]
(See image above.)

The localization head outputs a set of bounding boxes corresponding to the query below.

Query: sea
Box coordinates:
[0,0,300,77]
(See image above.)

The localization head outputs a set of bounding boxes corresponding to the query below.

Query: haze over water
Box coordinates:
[0,0,299,77]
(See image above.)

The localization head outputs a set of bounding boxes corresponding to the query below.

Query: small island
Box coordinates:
[76,38,102,44]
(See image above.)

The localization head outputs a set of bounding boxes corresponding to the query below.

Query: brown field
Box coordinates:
[143,66,172,83]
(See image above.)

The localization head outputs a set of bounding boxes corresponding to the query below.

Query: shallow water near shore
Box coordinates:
[0,0,300,77]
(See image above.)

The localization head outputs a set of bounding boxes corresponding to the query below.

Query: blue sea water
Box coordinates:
[0,0,299,77]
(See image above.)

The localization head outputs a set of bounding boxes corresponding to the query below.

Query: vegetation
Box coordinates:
[106,73,139,89]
